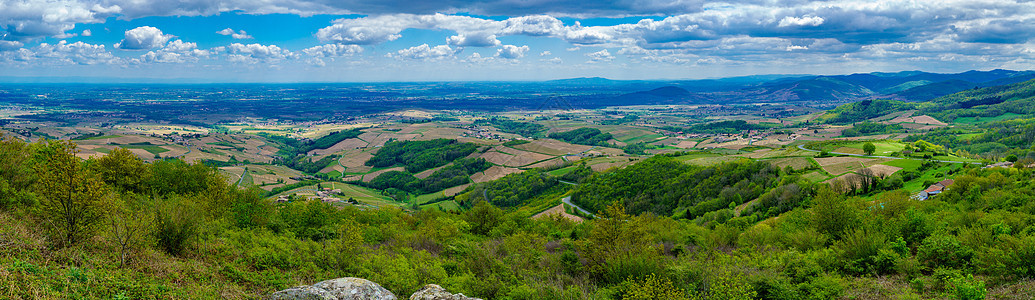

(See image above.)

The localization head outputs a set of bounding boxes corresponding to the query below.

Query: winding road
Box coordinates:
[796,144,982,165]
[557,180,595,218]
[561,195,595,218]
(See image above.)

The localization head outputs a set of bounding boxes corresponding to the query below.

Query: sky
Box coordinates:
[1,0,1035,82]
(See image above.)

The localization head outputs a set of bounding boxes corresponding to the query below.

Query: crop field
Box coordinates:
[684,155,741,166]
[840,141,906,155]
[953,112,1025,124]
[484,146,554,167]
[822,161,866,175]
[766,157,816,171]
[511,139,593,156]
[362,167,406,182]
[860,164,902,177]
[526,157,566,169]
[670,151,721,162]
[309,138,368,156]
[470,166,522,183]
[802,171,831,182]
[338,149,377,173]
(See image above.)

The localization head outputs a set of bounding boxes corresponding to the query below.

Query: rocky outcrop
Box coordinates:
[409,284,482,300]
[268,277,397,300]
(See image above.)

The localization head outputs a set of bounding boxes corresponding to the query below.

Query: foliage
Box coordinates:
[572,156,783,218]
[843,122,904,137]
[33,140,108,247]
[819,99,918,124]
[549,127,614,146]
[666,120,769,135]
[366,139,479,173]
[3,135,1035,299]
[477,117,547,137]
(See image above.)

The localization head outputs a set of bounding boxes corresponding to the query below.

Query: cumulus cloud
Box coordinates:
[778,15,825,27]
[496,45,529,59]
[0,0,117,41]
[390,44,458,60]
[130,39,210,64]
[0,40,24,51]
[587,49,614,62]
[81,29,92,37]
[301,43,363,65]
[217,28,253,39]
[446,33,501,47]
[116,26,173,50]
[10,40,119,65]
[539,51,551,56]
[215,43,295,63]
[302,44,363,57]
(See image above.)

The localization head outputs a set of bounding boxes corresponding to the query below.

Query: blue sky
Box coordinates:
[2,0,1035,82]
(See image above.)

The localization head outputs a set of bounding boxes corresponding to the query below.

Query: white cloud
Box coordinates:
[587,49,614,62]
[17,40,119,65]
[778,15,825,27]
[539,51,551,56]
[390,44,458,60]
[116,26,173,50]
[81,29,92,37]
[301,43,362,65]
[0,0,117,41]
[131,39,210,64]
[0,40,24,51]
[302,44,363,57]
[541,57,562,64]
[446,33,501,47]
[215,43,295,63]
[217,28,253,39]
[496,45,529,59]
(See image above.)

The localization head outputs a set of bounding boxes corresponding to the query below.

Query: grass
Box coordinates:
[802,171,831,183]
[122,144,170,155]
[882,159,923,171]
[671,151,720,162]
[321,170,343,179]
[953,113,1025,124]
[270,182,397,207]
[841,141,906,155]
[547,166,577,176]
[77,135,121,141]
[619,133,665,144]
[414,191,447,205]
[238,170,254,187]
[901,163,964,192]
[421,200,460,211]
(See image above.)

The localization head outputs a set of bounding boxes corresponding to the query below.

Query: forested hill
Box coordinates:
[571,155,804,220]
[919,78,1035,122]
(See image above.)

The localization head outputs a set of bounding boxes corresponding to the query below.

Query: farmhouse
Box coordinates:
[913,179,955,201]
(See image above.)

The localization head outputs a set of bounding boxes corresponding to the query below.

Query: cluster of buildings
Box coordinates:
[461,126,508,141]
[274,187,346,203]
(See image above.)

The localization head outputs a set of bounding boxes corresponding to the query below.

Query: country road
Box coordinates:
[561,195,595,218]
[796,144,982,165]
[557,180,595,217]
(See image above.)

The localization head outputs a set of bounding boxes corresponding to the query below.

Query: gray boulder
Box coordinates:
[409,284,482,300]
[268,277,397,300]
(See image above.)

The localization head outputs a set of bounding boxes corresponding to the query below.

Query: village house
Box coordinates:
[913,179,954,201]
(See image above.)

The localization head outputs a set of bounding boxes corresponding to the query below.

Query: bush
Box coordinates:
[155,196,201,256]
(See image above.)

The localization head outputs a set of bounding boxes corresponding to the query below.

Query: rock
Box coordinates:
[409,284,482,300]
[268,277,397,300]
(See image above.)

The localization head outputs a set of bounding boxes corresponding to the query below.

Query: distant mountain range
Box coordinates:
[603,69,1035,106]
